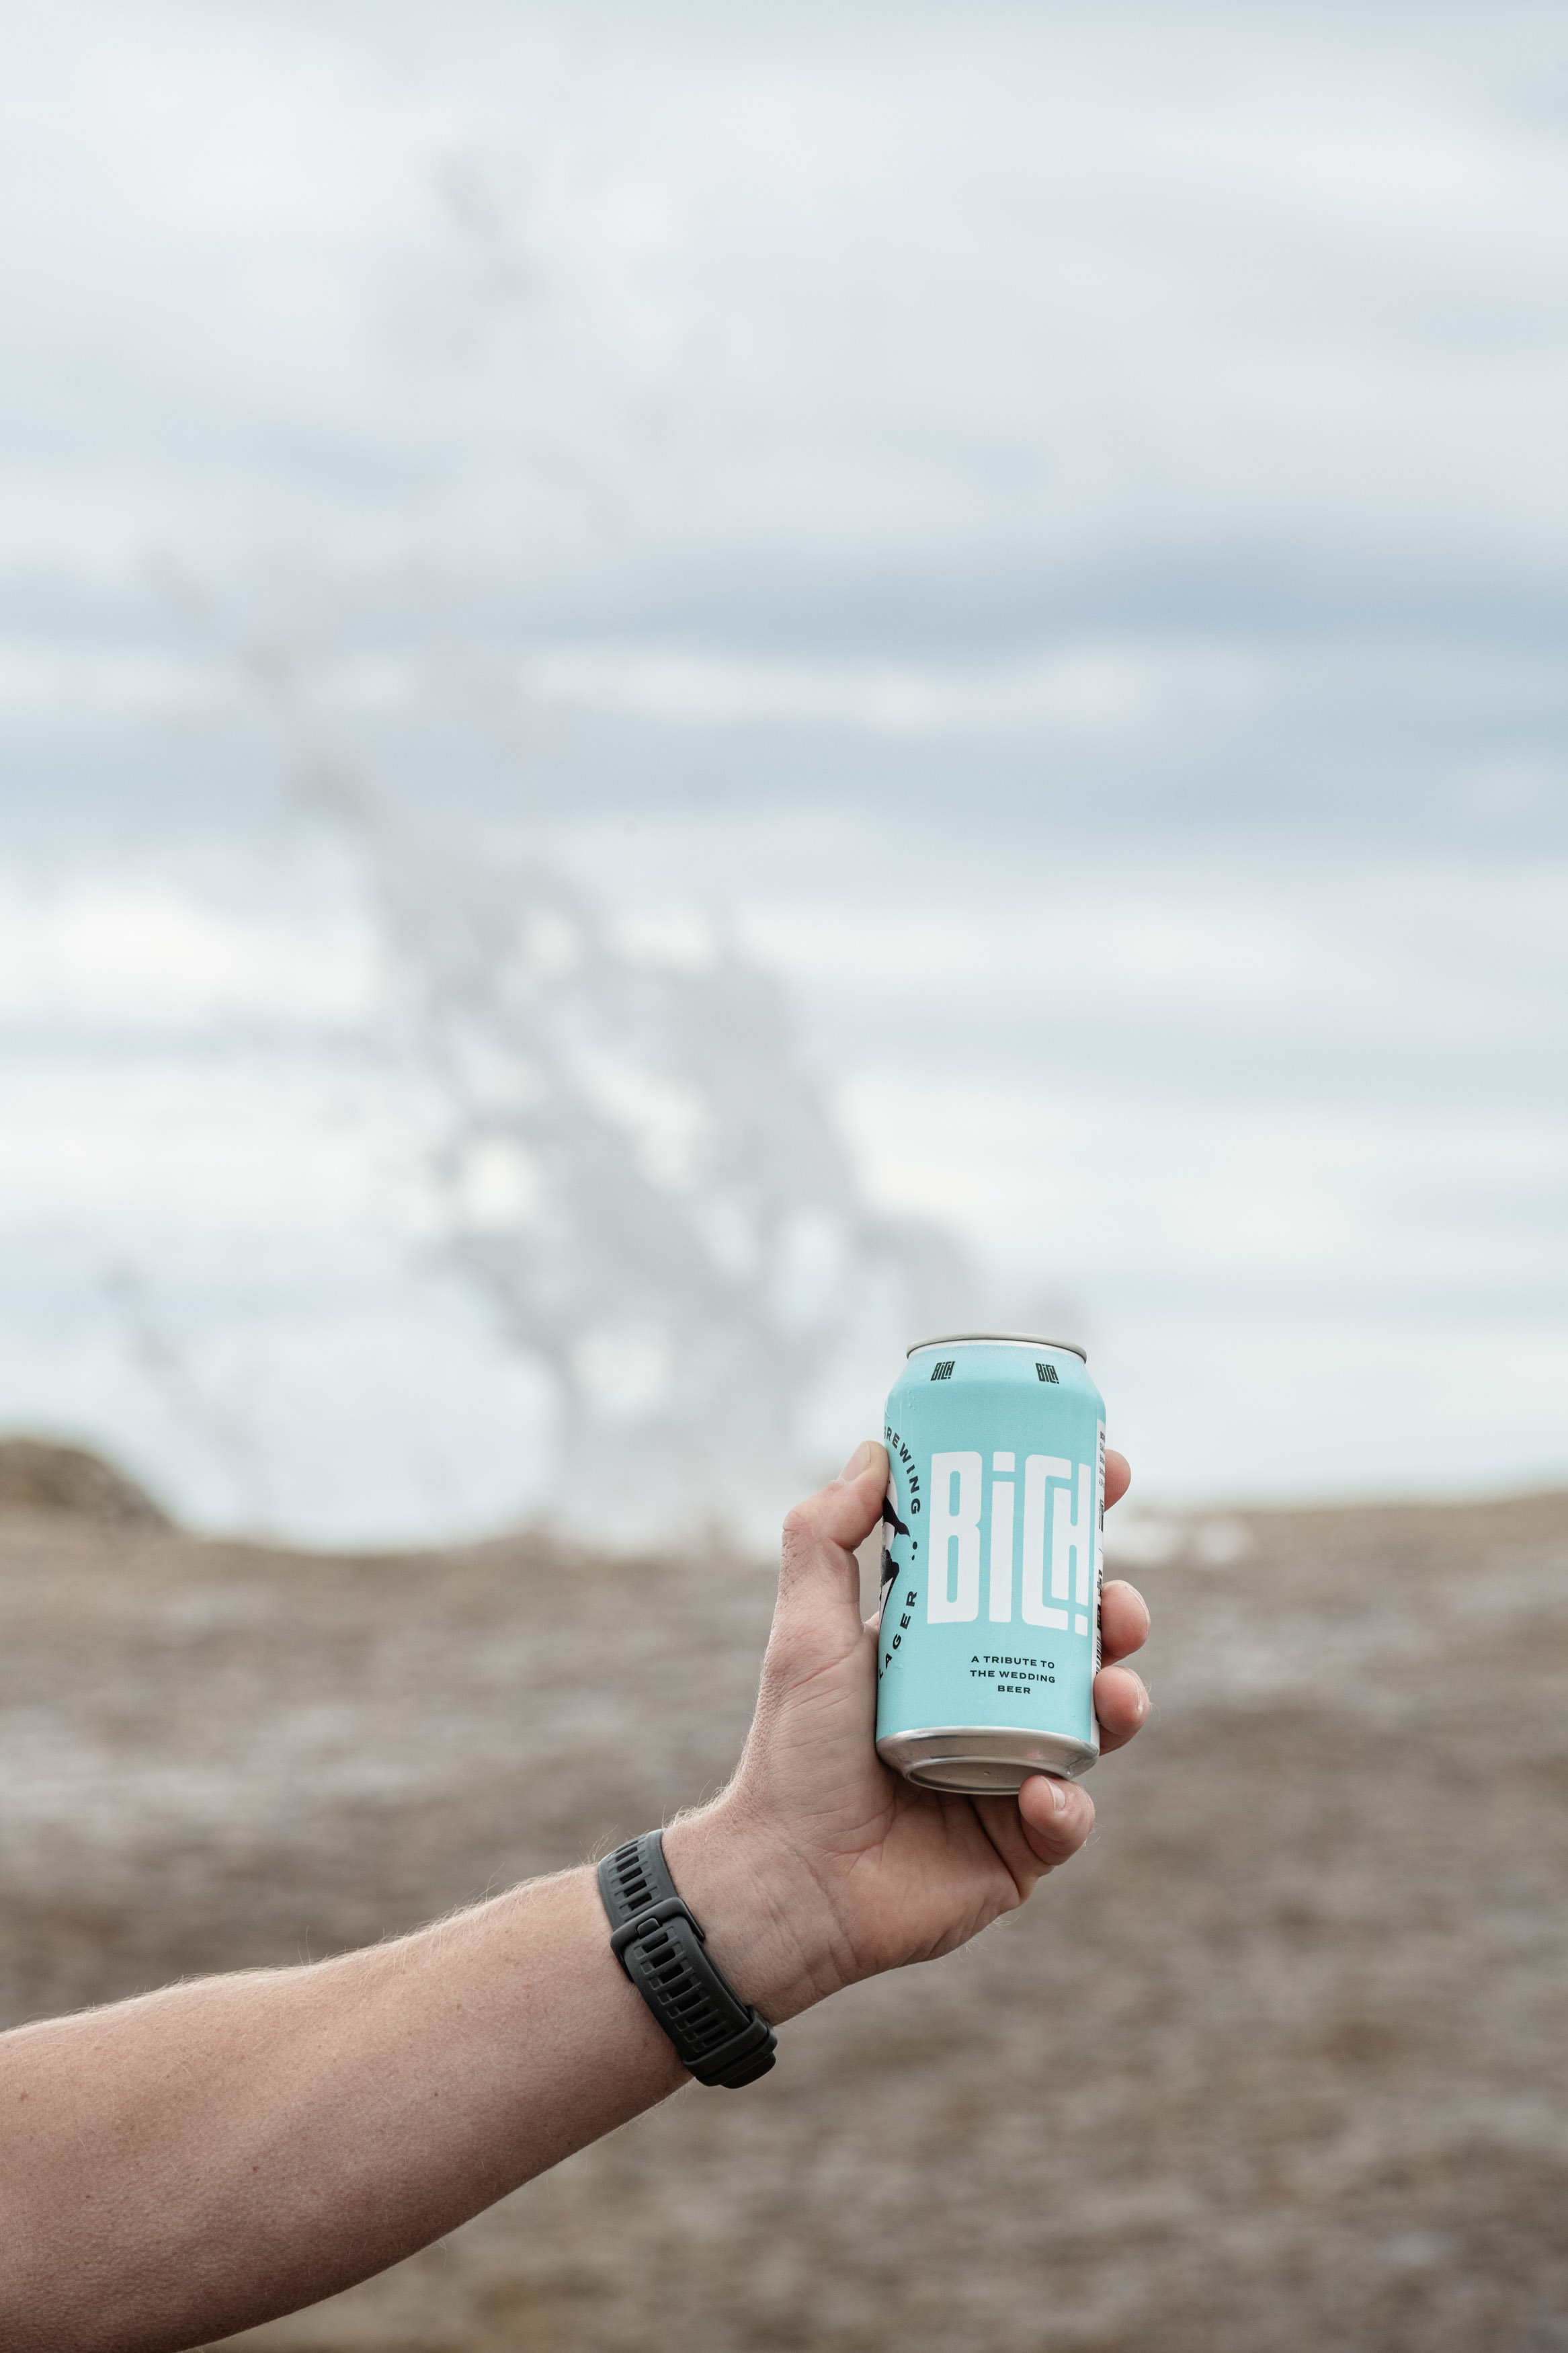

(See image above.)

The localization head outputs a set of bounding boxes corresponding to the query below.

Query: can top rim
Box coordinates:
[905,1333,1088,1364]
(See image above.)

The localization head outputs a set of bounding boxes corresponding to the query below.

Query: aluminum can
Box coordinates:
[875,1334,1106,1794]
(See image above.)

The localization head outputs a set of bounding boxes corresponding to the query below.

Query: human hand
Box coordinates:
[665,1441,1149,2024]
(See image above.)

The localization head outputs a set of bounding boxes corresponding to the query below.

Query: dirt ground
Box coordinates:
[1,1479,1565,2352]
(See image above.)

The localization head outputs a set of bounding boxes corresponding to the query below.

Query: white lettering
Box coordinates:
[1020,1455,1071,1629]
[988,1475,1014,1622]
[928,1452,981,1622]
[1053,1463,1094,1608]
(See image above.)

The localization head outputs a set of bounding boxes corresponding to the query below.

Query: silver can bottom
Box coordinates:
[876,1725,1099,1795]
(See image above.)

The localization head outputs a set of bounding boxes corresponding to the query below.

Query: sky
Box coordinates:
[1,0,1565,1542]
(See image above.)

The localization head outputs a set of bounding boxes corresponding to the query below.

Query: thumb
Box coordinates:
[777,1441,889,1629]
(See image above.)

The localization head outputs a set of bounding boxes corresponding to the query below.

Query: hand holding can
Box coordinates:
[665,1426,1145,2020]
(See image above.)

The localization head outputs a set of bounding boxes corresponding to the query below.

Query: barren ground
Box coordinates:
[1,1486,1565,2352]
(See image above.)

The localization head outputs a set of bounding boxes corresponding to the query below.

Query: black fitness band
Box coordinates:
[596,1831,778,2089]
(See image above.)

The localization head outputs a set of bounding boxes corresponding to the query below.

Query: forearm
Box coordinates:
[0,1862,692,2353]
[0,1441,1147,2353]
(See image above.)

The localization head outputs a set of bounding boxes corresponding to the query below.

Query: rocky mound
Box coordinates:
[0,1437,171,1529]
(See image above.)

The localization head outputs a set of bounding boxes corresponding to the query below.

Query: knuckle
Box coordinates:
[1052,1794,1094,1847]
[780,1501,818,1547]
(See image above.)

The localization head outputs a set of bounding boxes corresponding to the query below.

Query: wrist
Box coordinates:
[660,1799,853,2026]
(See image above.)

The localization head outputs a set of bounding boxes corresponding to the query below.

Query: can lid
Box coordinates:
[905,1332,1088,1365]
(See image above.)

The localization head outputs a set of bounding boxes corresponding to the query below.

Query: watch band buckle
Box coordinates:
[608,1894,706,1975]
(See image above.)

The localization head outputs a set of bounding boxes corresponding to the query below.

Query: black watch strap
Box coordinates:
[596,1832,778,2089]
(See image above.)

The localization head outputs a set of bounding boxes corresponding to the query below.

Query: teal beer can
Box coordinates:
[876,1334,1106,1793]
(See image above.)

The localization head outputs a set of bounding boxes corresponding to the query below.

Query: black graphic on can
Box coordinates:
[879,1487,911,1607]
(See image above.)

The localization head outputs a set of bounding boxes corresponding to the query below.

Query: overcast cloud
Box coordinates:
[1,0,1564,1536]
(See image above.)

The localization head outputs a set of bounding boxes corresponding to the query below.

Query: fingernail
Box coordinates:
[839,1441,870,1482]
[1044,1774,1068,1814]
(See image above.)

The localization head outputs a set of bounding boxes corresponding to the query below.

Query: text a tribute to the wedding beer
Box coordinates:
[875,1336,1106,1795]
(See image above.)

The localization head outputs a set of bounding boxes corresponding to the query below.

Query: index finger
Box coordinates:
[1100,1578,1149,1666]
